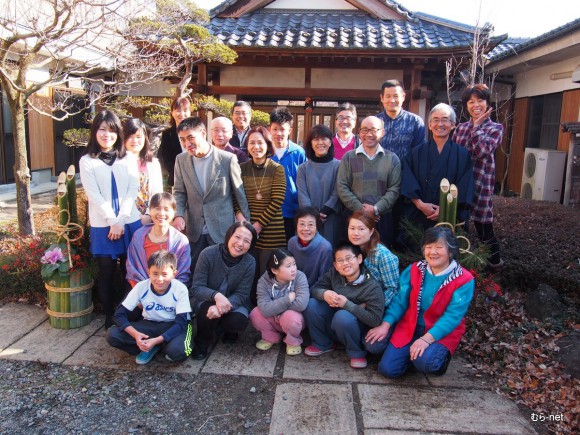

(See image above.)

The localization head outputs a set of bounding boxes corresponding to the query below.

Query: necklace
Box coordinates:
[251,161,267,200]
[148,227,169,247]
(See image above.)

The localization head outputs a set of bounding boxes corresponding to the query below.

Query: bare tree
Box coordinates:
[0,0,236,235]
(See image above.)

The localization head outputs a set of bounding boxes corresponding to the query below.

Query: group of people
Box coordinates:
[79,78,504,377]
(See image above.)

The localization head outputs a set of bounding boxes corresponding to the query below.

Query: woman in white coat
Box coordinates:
[79,111,142,328]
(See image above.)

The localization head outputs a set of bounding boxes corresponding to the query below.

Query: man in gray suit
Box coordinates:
[172,117,250,270]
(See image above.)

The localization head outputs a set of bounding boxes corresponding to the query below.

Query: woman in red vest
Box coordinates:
[371,226,474,377]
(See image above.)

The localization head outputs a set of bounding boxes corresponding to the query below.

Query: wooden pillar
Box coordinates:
[408,64,423,115]
[197,63,208,122]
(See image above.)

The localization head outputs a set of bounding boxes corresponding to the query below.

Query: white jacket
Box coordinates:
[79,154,140,228]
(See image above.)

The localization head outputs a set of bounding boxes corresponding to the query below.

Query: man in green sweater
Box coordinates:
[337,116,401,247]
[303,241,385,369]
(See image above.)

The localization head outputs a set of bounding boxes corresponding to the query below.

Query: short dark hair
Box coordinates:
[147,250,177,271]
[247,126,275,158]
[270,107,294,127]
[266,248,294,278]
[381,79,404,93]
[149,192,176,211]
[461,84,491,111]
[169,96,192,127]
[224,221,258,251]
[176,116,206,134]
[86,110,125,158]
[422,226,460,261]
[294,206,322,232]
[123,117,153,162]
[232,101,252,114]
[333,240,362,260]
[304,125,334,160]
[336,102,357,118]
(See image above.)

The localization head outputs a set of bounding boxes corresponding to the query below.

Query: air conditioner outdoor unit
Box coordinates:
[520,148,566,202]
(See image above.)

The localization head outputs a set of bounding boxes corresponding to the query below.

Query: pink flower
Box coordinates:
[41,247,65,265]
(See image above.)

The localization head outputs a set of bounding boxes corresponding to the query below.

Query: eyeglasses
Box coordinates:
[430,118,452,125]
[298,223,316,229]
[359,128,382,135]
[211,128,231,134]
[337,116,355,122]
[335,255,357,265]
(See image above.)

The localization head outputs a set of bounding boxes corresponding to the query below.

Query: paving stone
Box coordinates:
[0,316,102,363]
[64,336,203,375]
[358,384,535,434]
[283,350,428,385]
[365,431,452,434]
[202,329,278,377]
[269,383,357,435]
[425,356,491,389]
[0,303,47,351]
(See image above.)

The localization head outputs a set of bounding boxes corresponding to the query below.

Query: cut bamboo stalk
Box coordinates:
[57,184,69,244]
[66,165,78,225]
[447,192,457,230]
[438,178,450,223]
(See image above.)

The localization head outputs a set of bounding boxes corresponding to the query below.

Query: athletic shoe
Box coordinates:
[192,344,208,360]
[255,339,274,351]
[286,345,302,356]
[135,346,160,365]
[350,357,368,369]
[304,344,335,356]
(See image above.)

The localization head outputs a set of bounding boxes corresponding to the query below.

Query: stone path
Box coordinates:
[0,303,537,434]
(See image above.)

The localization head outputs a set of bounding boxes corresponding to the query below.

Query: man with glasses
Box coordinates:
[210,117,249,163]
[230,101,252,150]
[333,102,361,160]
[376,79,425,161]
[401,103,474,231]
[173,117,250,270]
[337,116,401,247]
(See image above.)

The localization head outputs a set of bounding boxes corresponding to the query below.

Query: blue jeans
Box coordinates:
[378,326,451,378]
[303,298,368,358]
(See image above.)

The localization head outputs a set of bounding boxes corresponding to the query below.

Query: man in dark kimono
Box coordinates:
[401,103,474,231]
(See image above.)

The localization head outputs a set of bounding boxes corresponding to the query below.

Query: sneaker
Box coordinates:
[135,346,160,365]
[192,344,208,360]
[222,332,239,344]
[304,344,335,356]
[350,357,368,369]
[487,259,505,272]
[286,345,302,356]
[255,339,274,351]
[165,354,175,362]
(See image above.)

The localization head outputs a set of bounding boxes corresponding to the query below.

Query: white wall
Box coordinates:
[221,66,305,87]
[514,56,580,98]
[311,69,402,90]
[265,0,356,10]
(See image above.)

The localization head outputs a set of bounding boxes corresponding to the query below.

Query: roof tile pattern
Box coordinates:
[208,10,476,51]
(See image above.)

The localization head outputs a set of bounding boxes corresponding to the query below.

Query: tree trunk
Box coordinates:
[11,98,35,235]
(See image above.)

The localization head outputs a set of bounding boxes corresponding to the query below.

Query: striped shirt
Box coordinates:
[240,158,287,249]
[453,118,503,223]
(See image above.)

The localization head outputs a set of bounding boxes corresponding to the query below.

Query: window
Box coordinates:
[526,93,562,149]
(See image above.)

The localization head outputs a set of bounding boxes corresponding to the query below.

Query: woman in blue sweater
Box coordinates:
[287,206,333,288]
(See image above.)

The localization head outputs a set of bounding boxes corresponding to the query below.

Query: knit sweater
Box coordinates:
[255,270,310,318]
[296,158,342,246]
[336,147,401,215]
[287,233,333,288]
[190,244,256,312]
[311,266,385,327]
[240,159,287,249]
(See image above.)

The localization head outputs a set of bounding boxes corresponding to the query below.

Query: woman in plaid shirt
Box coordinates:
[453,84,504,270]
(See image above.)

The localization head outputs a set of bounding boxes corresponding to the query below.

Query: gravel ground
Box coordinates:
[0,360,276,434]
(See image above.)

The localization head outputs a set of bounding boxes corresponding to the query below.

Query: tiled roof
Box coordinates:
[208,9,478,51]
[487,17,580,63]
[486,37,529,60]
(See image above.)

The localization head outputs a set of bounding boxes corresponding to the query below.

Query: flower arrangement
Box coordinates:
[40,243,89,281]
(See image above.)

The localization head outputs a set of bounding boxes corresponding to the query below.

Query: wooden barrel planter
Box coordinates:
[44,268,94,329]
